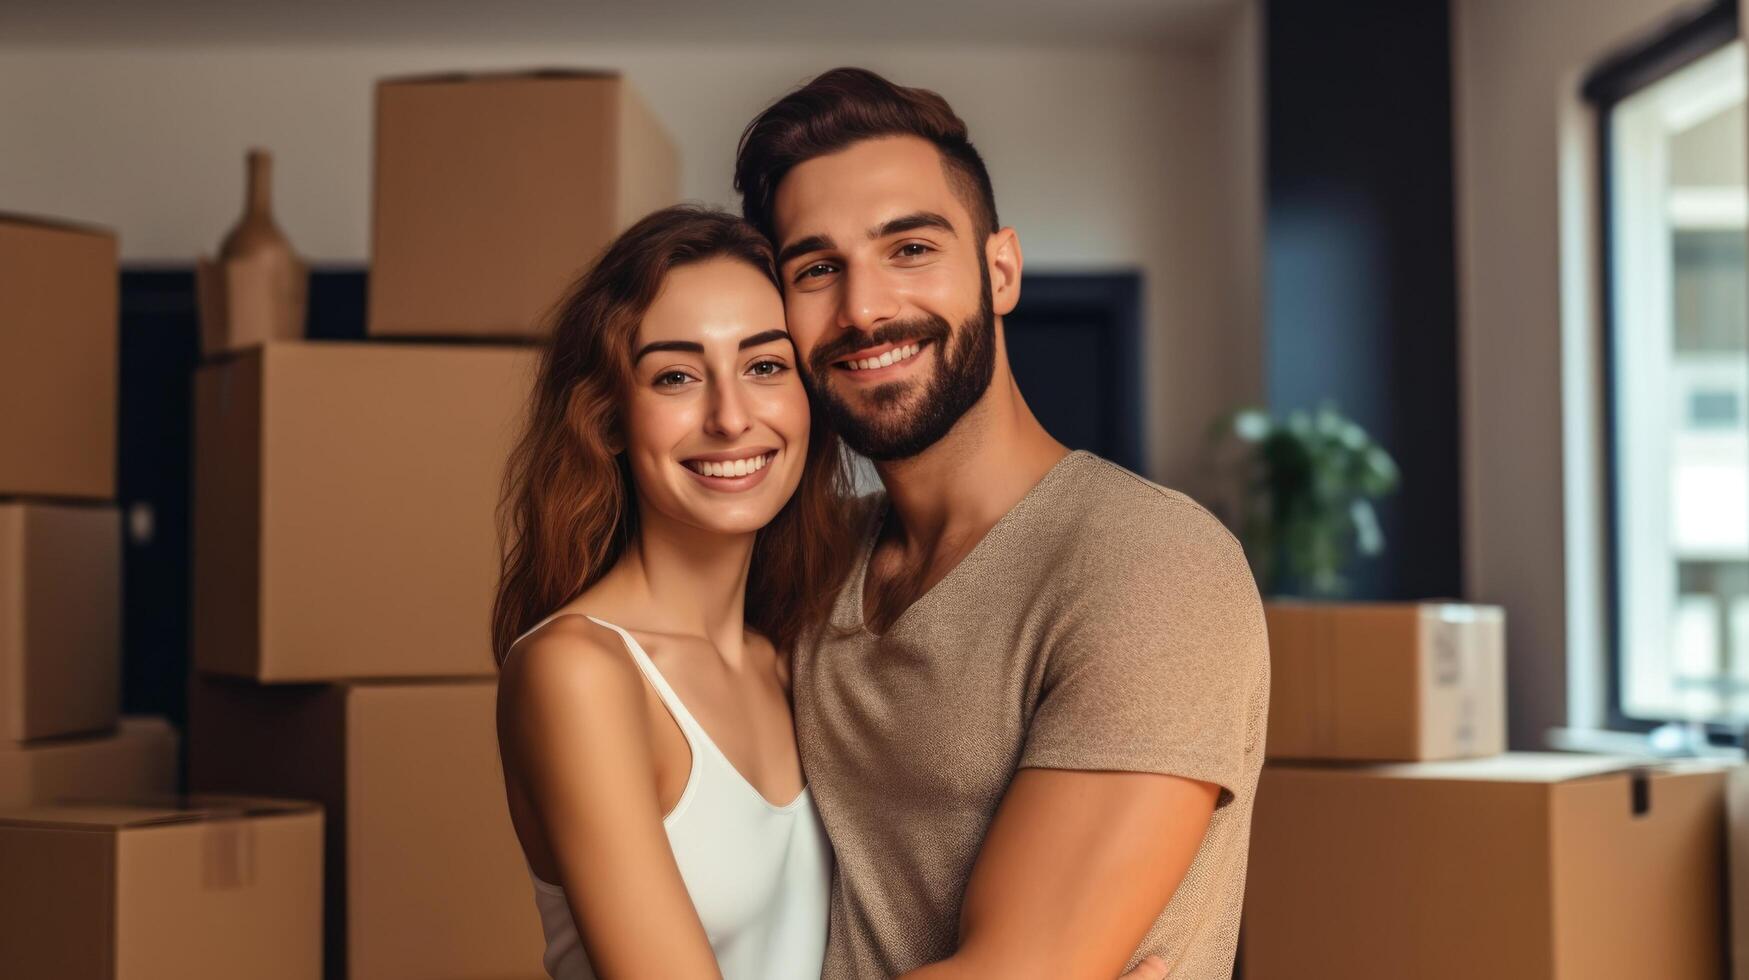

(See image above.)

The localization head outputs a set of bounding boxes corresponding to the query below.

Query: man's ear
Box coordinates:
[986,227,1023,317]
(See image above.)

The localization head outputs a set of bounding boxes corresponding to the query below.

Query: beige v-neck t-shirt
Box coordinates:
[792,451,1271,979]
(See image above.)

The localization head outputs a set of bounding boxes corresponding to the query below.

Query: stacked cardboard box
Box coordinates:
[1261,601,1506,762]
[1244,754,1730,979]
[0,795,323,979]
[1242,602,1731,978]
[0,213,219,975]
[0,215,179,804]
[1730,766,1749,980]
[187,69,678,979]
[369,69,679,340]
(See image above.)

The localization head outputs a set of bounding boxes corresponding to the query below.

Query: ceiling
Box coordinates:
[0,0,1241,46]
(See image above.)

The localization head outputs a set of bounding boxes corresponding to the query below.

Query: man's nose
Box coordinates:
[838,266,900,334]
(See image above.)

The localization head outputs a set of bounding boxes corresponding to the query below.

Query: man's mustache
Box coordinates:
[807,316,953,377]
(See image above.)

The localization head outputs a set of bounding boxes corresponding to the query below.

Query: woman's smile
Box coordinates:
[681,448,780,491]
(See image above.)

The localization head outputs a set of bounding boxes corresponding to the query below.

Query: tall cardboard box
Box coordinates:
[193,343,534,681]
[0,214,118,499]
[369,70,679,338]
[1263,601,1505,760]
[0,716,178,809]
[0,796,322,980]
[0,501,122,740]
[1244,754,1728,979]
[188,675,544,979]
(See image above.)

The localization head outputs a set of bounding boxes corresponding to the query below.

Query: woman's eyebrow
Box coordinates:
[739,329,791,350]
[634,330,789,362]
[633,339,703,361]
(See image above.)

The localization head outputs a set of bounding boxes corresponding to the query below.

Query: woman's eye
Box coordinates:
[748,360,787,378]
[654,371,693,388]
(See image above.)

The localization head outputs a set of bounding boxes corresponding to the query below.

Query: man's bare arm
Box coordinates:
[898,767,1219,980]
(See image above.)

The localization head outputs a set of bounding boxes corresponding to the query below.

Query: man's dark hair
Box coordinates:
[734,67,1000,244]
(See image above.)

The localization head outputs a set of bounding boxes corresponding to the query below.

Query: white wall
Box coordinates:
[0,30,1263,494]
[1451,0,1706,746]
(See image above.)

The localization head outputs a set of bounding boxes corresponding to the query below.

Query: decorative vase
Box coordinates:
[196,148,307,358]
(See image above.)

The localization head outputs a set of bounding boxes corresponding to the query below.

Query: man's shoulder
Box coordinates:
[1039,452,1246,564]
[1028,456,1269,673]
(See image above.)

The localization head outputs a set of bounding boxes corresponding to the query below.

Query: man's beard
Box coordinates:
[804,268,996,462]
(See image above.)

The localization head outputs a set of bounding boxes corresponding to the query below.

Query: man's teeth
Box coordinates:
[685,452,774,478]
[843,342,922,372]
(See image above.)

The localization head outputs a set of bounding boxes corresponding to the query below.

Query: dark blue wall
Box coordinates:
[1265,0,1465,599]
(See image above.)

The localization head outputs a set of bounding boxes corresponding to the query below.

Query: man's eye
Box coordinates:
[796,263,836,282]
[898,243,932,257]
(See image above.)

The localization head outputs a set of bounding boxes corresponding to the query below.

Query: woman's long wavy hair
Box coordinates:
[492,205,856,666]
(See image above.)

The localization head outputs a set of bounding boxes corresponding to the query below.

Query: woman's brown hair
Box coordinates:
[491,204,855,666]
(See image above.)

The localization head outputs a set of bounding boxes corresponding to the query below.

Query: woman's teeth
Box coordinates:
[844,342,922,372]
[684,452,774,478]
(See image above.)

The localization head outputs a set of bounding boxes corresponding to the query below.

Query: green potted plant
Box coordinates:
[1209,403,1400,597]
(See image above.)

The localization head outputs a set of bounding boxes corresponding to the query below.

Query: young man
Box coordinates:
[735,69,1270,979]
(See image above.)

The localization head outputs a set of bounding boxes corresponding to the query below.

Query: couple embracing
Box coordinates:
[492,67,1269,980]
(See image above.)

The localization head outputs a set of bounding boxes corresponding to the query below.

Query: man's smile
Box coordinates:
[834,339,931,381]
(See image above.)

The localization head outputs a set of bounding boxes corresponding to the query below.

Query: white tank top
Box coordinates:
[508,613,832,980]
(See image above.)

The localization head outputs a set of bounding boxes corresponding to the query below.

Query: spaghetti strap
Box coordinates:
[506,611,574,655]
[506,611,706,745]
[580,616,708,744]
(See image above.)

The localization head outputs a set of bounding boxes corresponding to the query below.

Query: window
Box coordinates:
[1589,4,1749,731]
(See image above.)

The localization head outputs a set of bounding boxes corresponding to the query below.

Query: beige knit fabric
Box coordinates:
[793,451,1270,979]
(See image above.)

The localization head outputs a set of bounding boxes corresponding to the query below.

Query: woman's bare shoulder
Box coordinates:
[497,614,645,723]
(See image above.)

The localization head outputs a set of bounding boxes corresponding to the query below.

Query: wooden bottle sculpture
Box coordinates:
[196,149,308,357]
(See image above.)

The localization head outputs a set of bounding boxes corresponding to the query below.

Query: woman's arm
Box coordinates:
[498,619,722,979]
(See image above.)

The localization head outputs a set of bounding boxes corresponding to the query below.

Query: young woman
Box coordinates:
[492,205,855,979]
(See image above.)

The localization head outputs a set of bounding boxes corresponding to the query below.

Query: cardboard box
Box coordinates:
[1729,764,1749,980]
[368,70,678,339]
[1243,754,1728,980]
[0,501,121,740]
[193,342,535,681]
[0,716,178,810]
[188,676,545,979]
[0,214,118,499]
[0,795,321,980]
[1263,601,1505,760]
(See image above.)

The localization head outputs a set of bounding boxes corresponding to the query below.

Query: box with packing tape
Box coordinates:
[368,69,679,339]
[1244,753,1728,980]
[1263,600,1506,761]
[0,794,322,980]
[189,675,545,979]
